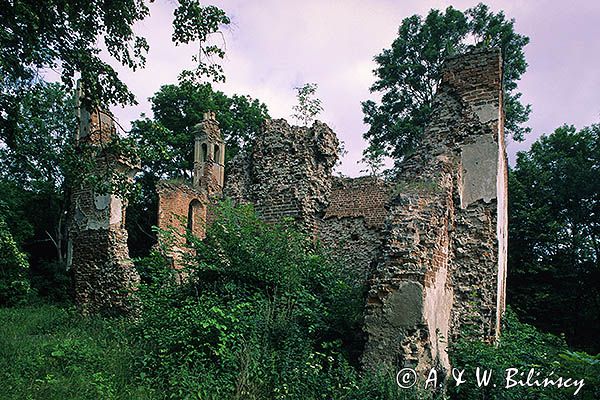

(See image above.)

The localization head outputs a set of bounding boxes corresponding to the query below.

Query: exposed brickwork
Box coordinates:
[318,216,383,283]
[226,119,339,236]
[316,176,392,282]
[362,49,507,374]
[156,181,206,244]
[324,176,391,228]
[194,111,225,195]
[224,54,507,371]
[71,228,138,315]
[156,112,225,269]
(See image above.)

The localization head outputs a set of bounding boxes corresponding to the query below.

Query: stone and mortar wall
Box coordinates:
[361,49,508,374]
[319,176,392,283]
[70,111,140,315]
[226,119,339,236]
[447,50,508,340]
[226,121,392,285]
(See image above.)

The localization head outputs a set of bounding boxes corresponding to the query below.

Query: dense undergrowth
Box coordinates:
[132,201,422,399]
[1,202,598,399]
[449,310,599,399]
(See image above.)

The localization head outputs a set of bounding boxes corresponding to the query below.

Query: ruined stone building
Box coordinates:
[70,49,507,372]
[225,49,507,373]
[156,111,225,270]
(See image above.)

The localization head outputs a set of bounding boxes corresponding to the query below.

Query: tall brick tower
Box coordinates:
[156,111,225,271]
[362,49,508,374]
[193,111,225,195]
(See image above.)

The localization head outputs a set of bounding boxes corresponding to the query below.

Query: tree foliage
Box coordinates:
[508,123,600,353]
[1,0,231,265]
[362,3,530,168]
[0,82,77,300]
[450,309,598,399]
[292,83,323,127]
[0,82,76,191]
[132,81,269,177]
[0,81,75,255]
[0,0,229,107]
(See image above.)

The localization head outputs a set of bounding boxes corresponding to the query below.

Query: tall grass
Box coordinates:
[0,304,155,400]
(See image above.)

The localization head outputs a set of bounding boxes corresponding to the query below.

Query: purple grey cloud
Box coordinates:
[110,1,600,176]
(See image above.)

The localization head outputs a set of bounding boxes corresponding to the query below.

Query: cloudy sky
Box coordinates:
[110,0,600,176]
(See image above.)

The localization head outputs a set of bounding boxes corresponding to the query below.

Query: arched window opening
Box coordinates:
[187,199,202,243]
[214,144,220,164]
[201,143,208,162]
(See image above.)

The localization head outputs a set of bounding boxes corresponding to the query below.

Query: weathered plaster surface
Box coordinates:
[460,134,498,208]
[69,109,140,315]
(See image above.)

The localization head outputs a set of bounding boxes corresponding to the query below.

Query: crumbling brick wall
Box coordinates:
[361,49,508,374]
[318,176,392,283]
[226,123,392,285]
[156,181,206,260]
[226,119,339,236]
[155,112,225,270]
[68,50,507,373]
[224,52,507,375]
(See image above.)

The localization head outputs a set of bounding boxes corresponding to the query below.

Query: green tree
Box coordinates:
[450,309,598,399]
[0,82,76,261]
[126,81,269,256]
[0,82,79,300]
[292,83,323,126]
[132,81,269,175]
[362,3,530,168]
[0,1,229,109]
[508,123,600,353]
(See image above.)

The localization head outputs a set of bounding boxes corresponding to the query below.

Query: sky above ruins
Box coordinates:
[109,0,600,177]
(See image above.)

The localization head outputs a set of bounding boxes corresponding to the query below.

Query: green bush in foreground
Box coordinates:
[134,201,432,399]
[0,216,31,306]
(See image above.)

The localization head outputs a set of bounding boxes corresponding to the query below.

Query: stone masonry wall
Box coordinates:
[447,50,508,340]
[226,119,339,237]
[226,123,393,285]
[361,49,507,374]
[319,176,392,283]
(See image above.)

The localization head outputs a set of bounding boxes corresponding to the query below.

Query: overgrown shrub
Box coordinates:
[133,201,430,399]
[0,216,31,305]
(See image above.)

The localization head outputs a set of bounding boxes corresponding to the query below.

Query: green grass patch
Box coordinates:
[0,304,155,400]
